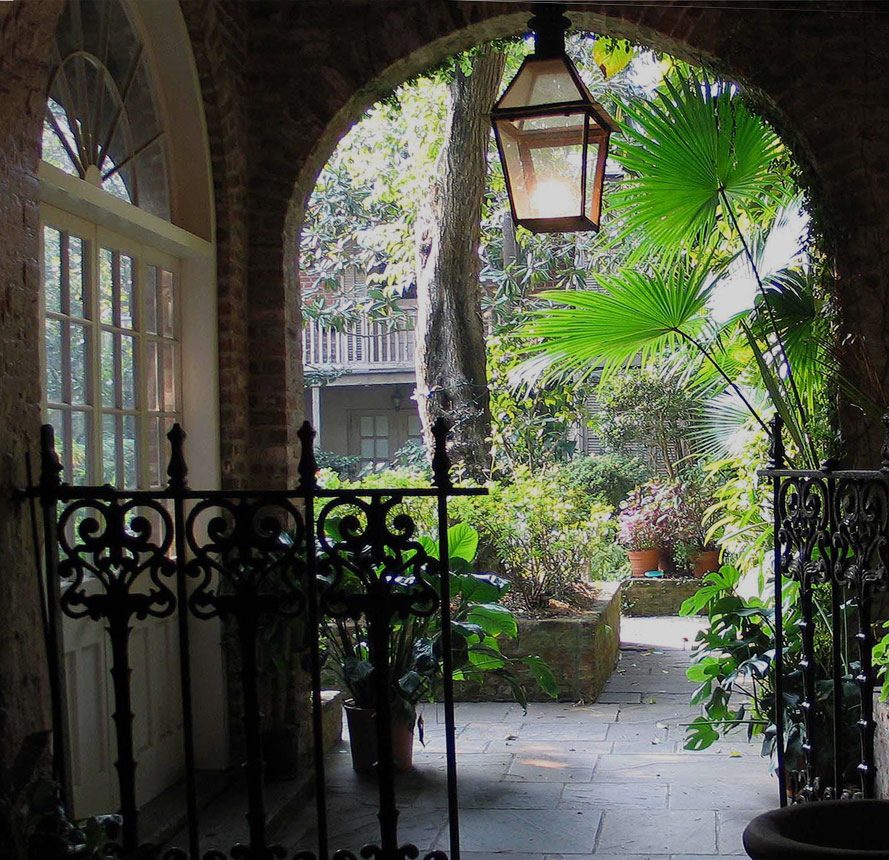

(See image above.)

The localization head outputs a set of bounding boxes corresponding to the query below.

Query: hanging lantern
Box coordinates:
[491,5,618,233]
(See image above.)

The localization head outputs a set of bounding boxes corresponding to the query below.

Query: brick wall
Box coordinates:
[0,3,63,855]
[225,0,889,472]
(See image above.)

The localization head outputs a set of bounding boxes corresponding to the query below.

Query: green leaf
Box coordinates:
[447,523,479,563]
[521,654,559,699]
[684,716,720,751]
[523,260,716,382]
[457,573,510,603]
[612,72,783,257]
[593,36,633,79]
[467,603,518,638]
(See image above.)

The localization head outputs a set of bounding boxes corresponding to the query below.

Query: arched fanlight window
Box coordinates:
[43,0,170,219]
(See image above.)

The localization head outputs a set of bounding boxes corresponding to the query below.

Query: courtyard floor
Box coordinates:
[276,616,777,859]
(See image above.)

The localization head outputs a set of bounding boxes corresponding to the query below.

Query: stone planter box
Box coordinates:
[454,581,621,703]
[622,577,703,616]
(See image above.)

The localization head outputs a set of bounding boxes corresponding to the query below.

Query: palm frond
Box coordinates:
[521,261,715,381]
[611,73,783,257]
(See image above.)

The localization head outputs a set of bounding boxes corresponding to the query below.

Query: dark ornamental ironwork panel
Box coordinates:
[764,416,889,806]
[30,417,483,860]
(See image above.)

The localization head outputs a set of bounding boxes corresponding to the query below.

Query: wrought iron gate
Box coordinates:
[29,418,482,859]
[766,415,889,805]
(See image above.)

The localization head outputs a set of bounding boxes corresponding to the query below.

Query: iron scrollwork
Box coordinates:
[32,418,481,860]
[765,414,889,805]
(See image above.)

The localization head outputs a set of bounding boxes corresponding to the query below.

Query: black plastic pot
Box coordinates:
[262,724,300,781]
[743,799,889,860]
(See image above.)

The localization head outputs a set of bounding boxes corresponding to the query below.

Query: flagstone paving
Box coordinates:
[275,616,777,858]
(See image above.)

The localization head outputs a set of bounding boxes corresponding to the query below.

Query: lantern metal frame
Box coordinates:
[490,5,619,233]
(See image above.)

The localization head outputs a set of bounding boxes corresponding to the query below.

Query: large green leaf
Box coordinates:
[612,73,783,257]
[467,603,518,638]
[523,261,715,381]
[447,523,479,563]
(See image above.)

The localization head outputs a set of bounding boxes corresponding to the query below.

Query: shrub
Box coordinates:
[560,453,651,509]
[315,449,363,480]
[453,466,619,612]
[318,465,438,537]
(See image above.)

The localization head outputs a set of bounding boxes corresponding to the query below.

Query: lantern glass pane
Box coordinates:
[585,138,601,222]
[496,111,586,221]
[498,57,585,109]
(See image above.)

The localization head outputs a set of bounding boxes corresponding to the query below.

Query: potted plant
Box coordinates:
[673,475,721,578]
[617,483,676,577]
[321,523,556,773]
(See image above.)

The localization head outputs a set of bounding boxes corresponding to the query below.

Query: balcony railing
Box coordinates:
[303,308,416,371]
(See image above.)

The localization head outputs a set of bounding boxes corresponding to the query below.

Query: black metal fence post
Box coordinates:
[298,420,330,860]
[769,415,788,806]
[167,424,200,860]
[432,418,460,860]
[38,424,73,809]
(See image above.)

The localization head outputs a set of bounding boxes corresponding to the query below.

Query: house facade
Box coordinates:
[1,1,889,855]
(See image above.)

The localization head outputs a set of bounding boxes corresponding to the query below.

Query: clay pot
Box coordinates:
[344,701,414,774]
[628,548,660,578]
[692,550,721,578]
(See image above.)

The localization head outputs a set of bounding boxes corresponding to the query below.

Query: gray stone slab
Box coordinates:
[505,752,597,783]
[517,722,609,741]
[443,702,520,722]
[606,723,669,742]
[596,810,717,855]
[439,808,602,854]
[717,809,771,855]
[671,856,746,860]
[613,705,699,725]
[521,702,620,721]
[669,777,776,811]
[594,754,765,784]
[296,806,446,854]
[491,738,611,756]
[459,722,526,742]
[597,693,644,704]
[413,776,564,809]
[610,739,678,754]
[559,782,668,810]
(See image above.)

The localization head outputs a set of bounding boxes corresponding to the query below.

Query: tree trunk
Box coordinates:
[415,47,506,480]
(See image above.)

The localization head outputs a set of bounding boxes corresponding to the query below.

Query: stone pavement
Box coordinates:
[274,616,778,858]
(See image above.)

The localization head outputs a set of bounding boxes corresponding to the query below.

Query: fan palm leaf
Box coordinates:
[522,262,715,381]
[612,73,784,257]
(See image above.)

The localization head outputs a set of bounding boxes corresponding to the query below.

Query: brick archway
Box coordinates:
[211,1,888,482]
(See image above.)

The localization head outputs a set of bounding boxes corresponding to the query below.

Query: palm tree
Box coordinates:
[523,72,830,467]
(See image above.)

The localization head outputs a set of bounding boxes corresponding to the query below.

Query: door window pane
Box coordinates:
[45,318,63,403]
[69,323,88,405]
[45,228,62,313]
[42,220,180,489]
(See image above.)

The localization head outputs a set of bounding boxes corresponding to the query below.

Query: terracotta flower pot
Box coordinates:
[692,549,721,578]
[628,548,660,578]
[344,701,414,774]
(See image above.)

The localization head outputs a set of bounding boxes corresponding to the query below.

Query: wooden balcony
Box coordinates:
[303,307,416,373]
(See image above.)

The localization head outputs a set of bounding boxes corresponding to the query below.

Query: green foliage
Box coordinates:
[453,467,620,609]
[560,453,650,509]
[315,449,363,480]
[525,260,716,383]
[681,566,860,787]
[319,466,438,538]
[320,523,557,723]
[595,363,704,479]
[18,779,121,860]
[613,72,786,258]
